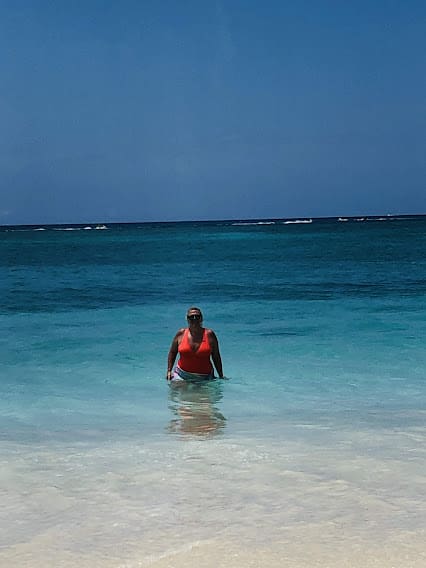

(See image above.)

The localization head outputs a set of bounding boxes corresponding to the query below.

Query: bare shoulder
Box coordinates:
[170,328,185,344]
[206,328,218,341]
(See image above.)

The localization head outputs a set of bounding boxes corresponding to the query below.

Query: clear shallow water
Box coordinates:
[1,217,425,567]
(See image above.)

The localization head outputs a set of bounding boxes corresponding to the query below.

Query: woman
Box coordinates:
[166,307,224,382]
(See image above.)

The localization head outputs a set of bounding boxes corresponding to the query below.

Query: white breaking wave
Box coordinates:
[283,219,312,224]
[53,227,82,231]
[232,221,275,226]
[4,228,36,232]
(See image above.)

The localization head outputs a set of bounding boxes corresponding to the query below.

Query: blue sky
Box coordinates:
[1,0,425,224]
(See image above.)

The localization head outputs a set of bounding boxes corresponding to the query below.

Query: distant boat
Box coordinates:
[95,225,108,230]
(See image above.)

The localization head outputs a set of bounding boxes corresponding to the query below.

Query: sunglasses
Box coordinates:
[187,314,202,321]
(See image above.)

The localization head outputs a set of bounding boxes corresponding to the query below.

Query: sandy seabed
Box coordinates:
[2,528,425,568]
[1,425,425,568]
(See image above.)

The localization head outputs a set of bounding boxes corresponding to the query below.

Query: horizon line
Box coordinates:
[1,212,425,229]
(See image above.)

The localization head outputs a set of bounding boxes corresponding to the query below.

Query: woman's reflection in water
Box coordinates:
[167,379,226,437]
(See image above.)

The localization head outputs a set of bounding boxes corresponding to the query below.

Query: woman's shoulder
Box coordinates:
[173,328,186,340]
[205,328,217,338]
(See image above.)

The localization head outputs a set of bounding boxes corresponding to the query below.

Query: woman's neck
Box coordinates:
[188,324,203,335]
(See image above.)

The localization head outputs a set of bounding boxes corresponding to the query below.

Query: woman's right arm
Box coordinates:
[166,330,183,380]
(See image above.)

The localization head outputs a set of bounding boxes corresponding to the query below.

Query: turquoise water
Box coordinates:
[1,217,426,567]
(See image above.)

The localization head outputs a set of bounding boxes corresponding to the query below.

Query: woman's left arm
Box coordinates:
[208,330,224,378]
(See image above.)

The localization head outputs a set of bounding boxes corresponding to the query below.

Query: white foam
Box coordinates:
[4,228,34,232]
[232,221,275,226]
[53,227,82,231]
[283,219,312,224]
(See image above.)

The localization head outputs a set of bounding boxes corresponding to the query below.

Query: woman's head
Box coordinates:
[186,306,203,324]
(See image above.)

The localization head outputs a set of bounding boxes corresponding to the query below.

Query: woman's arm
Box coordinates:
[166,330,183,380]
[208,330,224,378]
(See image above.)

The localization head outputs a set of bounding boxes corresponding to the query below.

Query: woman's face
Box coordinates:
[186,310,202,325]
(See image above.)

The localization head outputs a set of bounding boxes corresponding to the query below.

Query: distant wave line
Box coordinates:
[231,221,276,226]
[1,216,424,232]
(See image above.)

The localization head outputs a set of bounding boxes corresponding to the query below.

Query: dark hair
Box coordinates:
[187,306,202,317]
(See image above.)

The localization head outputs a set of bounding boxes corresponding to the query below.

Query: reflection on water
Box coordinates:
[167,380,227,437]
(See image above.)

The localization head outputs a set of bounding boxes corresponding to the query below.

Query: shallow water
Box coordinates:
[1,217,425,566]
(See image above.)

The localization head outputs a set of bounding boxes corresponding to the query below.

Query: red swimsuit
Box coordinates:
[178,328,213,375]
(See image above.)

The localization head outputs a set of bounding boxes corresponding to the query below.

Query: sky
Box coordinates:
[1,0,425,224]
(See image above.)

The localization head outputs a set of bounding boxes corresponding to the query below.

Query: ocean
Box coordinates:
[1,216,425,567]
